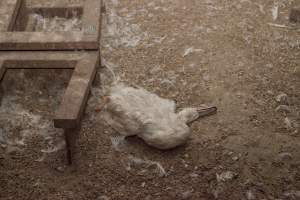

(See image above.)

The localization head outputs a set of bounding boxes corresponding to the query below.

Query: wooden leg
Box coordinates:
[64,129,72,165]
[0,84,3,106]
[64,127,80,165]
[290,8,300,23]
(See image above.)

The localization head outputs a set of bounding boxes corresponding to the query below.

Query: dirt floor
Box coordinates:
[1,0,300,199]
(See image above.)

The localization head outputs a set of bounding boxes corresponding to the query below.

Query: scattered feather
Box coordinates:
[271,5,279,21]
[127,155,167,177]
[284,117,293,130]
[110,135,126,152]
[278,152,293,160]
[275,92,288,104]
[275,105,291,113]
[283,191,300,198]
[6,145,22,154]
[216,171,237,182]
[183,47,203,57]
[246,190,255,200]
[41,140,65,153]
[182,189,194,199]
[35,153,47,162]
[267,23,296,29]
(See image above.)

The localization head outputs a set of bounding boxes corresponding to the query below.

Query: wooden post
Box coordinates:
[64,127,80,165]
[0,84,3,106]
[290,8,300,23]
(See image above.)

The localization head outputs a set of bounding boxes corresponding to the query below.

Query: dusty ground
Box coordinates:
[1,0,300,199]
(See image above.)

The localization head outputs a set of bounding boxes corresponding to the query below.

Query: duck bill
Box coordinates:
[197,106,217,118]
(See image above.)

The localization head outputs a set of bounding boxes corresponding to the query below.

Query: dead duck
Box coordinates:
[99,84,217,150]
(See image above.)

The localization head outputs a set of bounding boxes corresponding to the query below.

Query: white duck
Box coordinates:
[100,84,217,150]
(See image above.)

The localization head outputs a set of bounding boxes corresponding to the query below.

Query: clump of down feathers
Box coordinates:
[102,84,216,150]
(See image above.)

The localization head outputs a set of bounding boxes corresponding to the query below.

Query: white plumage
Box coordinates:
[101,84,217,150]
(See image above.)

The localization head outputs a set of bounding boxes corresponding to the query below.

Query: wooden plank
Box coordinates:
[290,8,300,23]
[0,51,99,129]
[54,52,99,128]
[0,32,98,50]
[0,61,5,81]
[0,0,101,50]
[0,0,21,31]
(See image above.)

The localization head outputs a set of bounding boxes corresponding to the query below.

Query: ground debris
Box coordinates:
[275,105,291,113]
[127,155,167,177]
[275,93,288,104]
[271,4,279,21]
[29,14,82,32]
[55,166,65,173]
[183,47,203,57]
[246,190,256,200]
[181,189,194,199]
[6,145,22,155]
[97,195,110,200]
[278,152,293,161]
[216,171,238,182]
[284,117,293,130]
[41,140,65,154]
[189,172,199,178]
[35,153,47,162]
[283,190,300,199]
[110,135,127,152]
[267,23,297,29]
[232,156,239,161]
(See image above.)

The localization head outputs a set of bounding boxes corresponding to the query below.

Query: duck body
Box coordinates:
[102,84,216,150]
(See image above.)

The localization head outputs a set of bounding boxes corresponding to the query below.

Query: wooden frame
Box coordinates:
[0,0,102,50]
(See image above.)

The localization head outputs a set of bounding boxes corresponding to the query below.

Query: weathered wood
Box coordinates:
[0,84,3,106]
[0,0,102,164]
[64,127,80,165]
[54,53,99,128]
[290,8,300,23]
[0,51,99,129]
[0,51,99,164]
[0,0,22,32]
[0,0,102,50]
[0,61,5,106]
[0,61,5,81]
